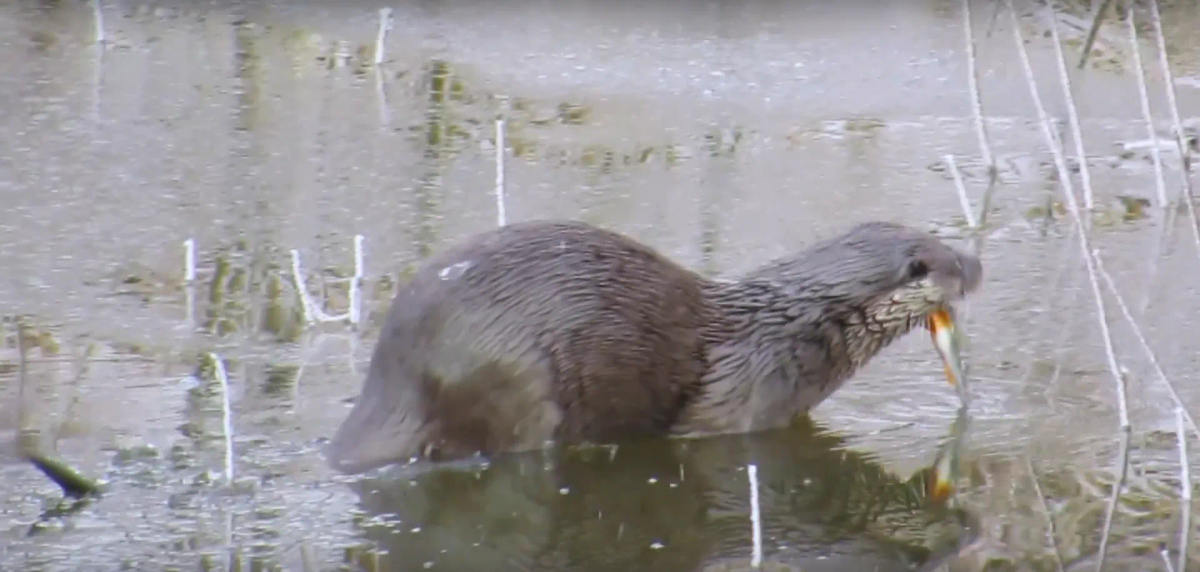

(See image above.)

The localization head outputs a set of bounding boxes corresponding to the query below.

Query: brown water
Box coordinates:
[2,0,1199,570]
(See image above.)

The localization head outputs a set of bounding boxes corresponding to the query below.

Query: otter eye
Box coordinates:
[907,260,929,281]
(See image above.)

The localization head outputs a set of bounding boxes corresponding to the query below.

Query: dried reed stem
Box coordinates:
[1096,430,1132,571]
[291,250,317,323]
[375,65,390,128]
[1004,5,1131,569]
[1164,549,1178,572]
[1093,256,1197,571]
[1147,0,1200,254]
[961,0,998,223]
[374,9,394,129]
[495,97,508,227]
[15,320,30,439]
[374,8,392,66]
[183,239,196,283]
[183,239,196,326]
[1125,6,1169,208]
[1177,406,1192,572]
[209,352,234,485]
[1046,8,1096,210]
[748,464,763,568]
[1027,460,1068,572]
[349,235,365,326]
[1093,257,1200,442]
[289,235,365,325]
[1147,0,1194,190]
[92,0,105,45]
[945,154,979,229]
[1078,0,1114,68]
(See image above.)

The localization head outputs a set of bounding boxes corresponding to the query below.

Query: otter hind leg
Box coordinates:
[421,359,563,461]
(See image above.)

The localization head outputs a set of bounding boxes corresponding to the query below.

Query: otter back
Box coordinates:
[326,220,712,474]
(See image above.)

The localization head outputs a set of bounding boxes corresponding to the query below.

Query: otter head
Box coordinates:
[836,222,982,396]
[765,221,983,397]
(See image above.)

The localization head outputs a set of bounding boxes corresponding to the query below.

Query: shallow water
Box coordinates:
[1,0,1199,570]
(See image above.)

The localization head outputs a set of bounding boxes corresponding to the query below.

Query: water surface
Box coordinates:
[2,0,1199,570]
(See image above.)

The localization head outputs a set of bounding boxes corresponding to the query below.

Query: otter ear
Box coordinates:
[906,259,929,281]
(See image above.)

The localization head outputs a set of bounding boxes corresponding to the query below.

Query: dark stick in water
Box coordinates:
[15,321,100,499]
[1077,0,1114,69]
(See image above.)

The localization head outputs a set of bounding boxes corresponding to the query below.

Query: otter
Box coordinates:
[326,220,982,475]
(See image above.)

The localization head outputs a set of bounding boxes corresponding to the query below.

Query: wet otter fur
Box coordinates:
[326,219,982,475]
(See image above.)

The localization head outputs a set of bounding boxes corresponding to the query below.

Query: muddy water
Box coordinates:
[1,0,1199,570]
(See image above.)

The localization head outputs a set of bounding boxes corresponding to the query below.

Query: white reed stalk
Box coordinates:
[185,284,196,328]
[1046,8,1095,211]
[184,239,196,283]
[1007,1,1127,425]
[748,464,762,568]
[495,99,508,227]
[1125,8,1169,208]
[1176,406,1192,572]
[376,65,391,128]
[349,234,364,325]
[291,239,364,325]
[182,239,196,326]
[375,8,392,66]
[1093,257,1199,443]
[291,249,317,324]
[960,0,995,182]
[1163,549,1178,572]
[945,154,979,229]
[209,352,234,485]
[92,0,105,45]
[1147,0,1193,184]
[1004,5,1130,569]
[1147,0,1200,255]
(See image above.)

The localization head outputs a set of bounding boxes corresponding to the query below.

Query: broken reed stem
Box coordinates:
[1125,6,1169,208]
[1046,8,1095,211]
[1163,549,1179,572]
[961,0,998,221]
[1004,4,1130,569]
[945,155,980,229]
[183,239,196,283]
[289,235,364,326]
[1177,406,1192,572]
[290,249,318,324]
[1078,0,1114,68]
[495,97,508,227]
[748,464,763,568]
[1093,257,1200,442]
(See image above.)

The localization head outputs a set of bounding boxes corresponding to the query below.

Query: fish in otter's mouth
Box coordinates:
[927,305,969,406]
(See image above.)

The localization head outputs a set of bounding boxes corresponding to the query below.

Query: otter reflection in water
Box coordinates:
[326,219,982,475]
[339,417,979,572]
